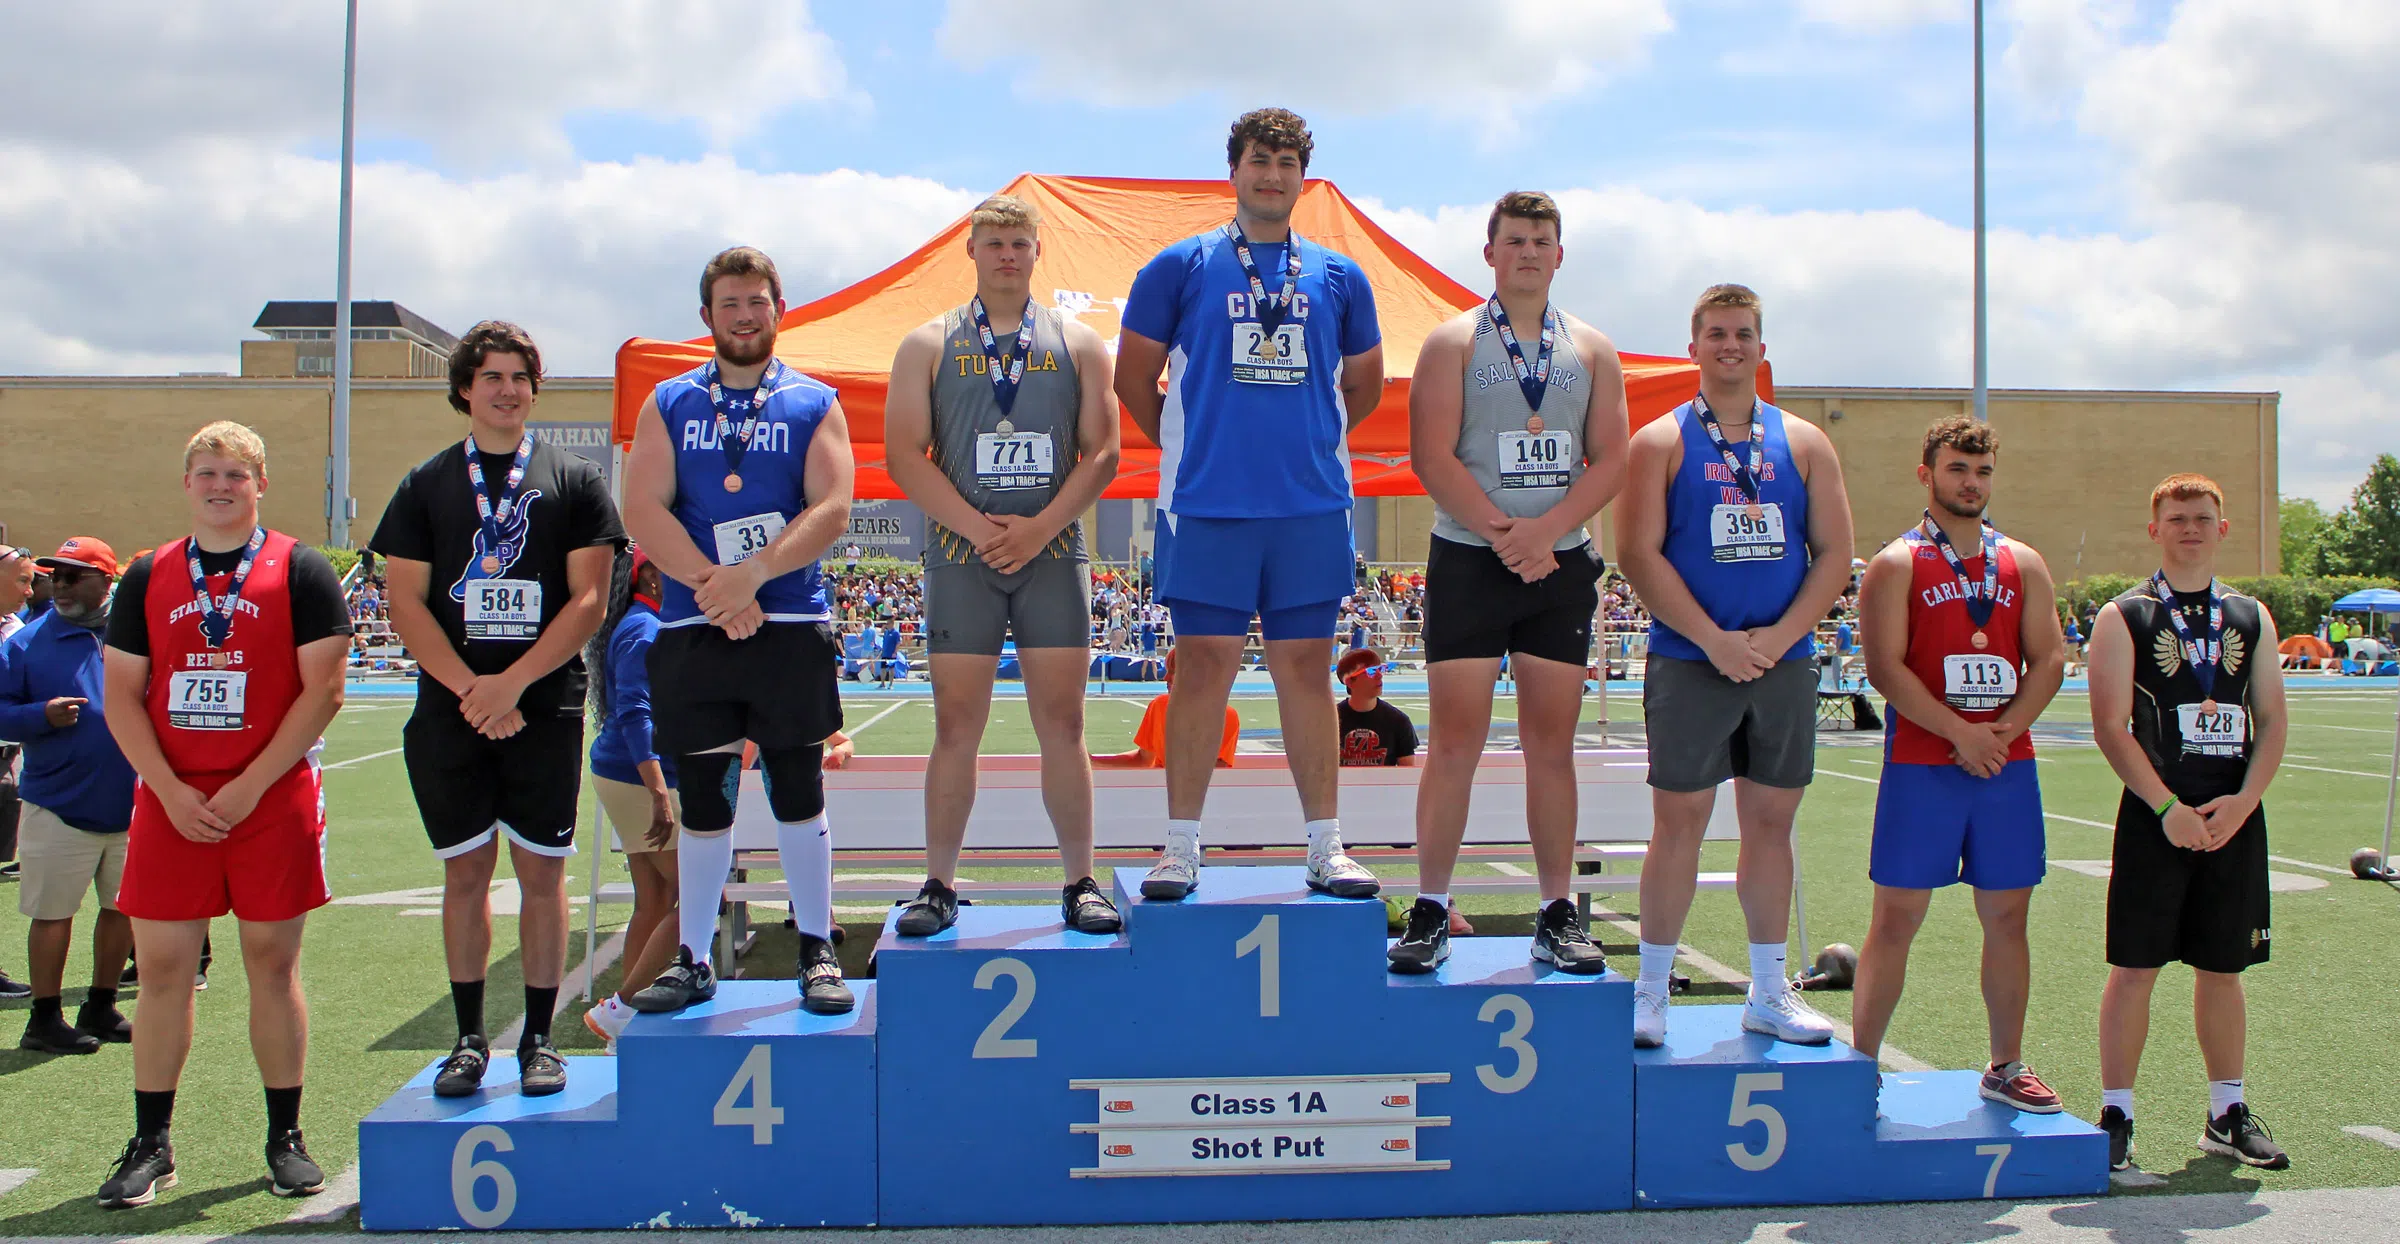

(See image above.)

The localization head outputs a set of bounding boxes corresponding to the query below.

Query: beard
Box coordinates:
[52,595,107,629]
[1935,493,1988,520]
[714,323,778,368]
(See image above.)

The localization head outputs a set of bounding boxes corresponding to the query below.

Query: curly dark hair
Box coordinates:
[1227,107,1313,172]
[445,320,544,415]
[1921,414,1999,466]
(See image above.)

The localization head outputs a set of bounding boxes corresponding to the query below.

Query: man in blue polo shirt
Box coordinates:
[0,538,138,1054]
[1114,107,1384,901]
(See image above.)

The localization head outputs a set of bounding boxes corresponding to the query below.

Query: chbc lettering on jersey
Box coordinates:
[679,420,794,454]
[1223,292,1312,320]
[952,351,1062,378]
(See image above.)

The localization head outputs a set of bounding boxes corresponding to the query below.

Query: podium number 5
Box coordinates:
[974,957,1038,1058]
[450,1124,516,1229]
[1236,914,1280,1018]
[1726,1072,1787,1171]
[1476,994,1537,1093]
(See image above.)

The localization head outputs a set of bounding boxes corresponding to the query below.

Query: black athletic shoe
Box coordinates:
[97,1136,176,1209]
[2101,1105,2134,1171]
[265,1128,325,1197]
[21,1008,101,1055]
[895,878,960,937]
[432,1033,490,1098]
[2201,1102,2290,1169]
[1531,899,1609,975]
[1062,876,1123,934]
[118,960,139,987]
[797,933,854,1015]
[77,1000,133,1043]
[517,1036,567,1098]
[1386,898,1451,975]
[629,945,717,1013]
[0,970,29,999]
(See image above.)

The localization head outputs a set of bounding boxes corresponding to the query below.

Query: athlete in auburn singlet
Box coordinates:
[621,245,857,1018]
[2086,473,2290,1172]
[1850,417,2068,1115]
[97,421,351,1207]
[1393,190,1629,977]
[1616,283,1856,1049]
[1115,107,1383,903]
[884,193,1124,936]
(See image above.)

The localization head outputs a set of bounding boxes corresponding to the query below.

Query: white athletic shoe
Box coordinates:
[1306,841,1380,899]
[1741,984,1835,1045]
[1141,839,1202,901]
[1632,988,1669,1048]
[582,996,632,1055]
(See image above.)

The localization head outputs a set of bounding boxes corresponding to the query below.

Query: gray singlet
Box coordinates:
[926,300,1084,567]
[1429,302,1592,551]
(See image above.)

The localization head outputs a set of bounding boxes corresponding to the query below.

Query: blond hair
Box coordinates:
[968,193,1041,236]
[184,420,267,474]
[1691,283,1763,339]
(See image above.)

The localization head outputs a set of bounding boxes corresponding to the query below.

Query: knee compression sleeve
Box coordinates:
[677,751,742,832]
[757,744,827,823]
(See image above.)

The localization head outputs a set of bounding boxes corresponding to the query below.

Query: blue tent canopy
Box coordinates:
[2331,588,2400,612]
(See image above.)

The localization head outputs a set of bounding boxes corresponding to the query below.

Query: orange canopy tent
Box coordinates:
[611,174,1765,499]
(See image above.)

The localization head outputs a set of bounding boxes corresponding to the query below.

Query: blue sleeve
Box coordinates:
[608,625,657,767]
[1121,242,1195,345]
[1337,256,1381,357]
[0,635,53,740]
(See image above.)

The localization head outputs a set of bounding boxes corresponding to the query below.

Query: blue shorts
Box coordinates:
[1870,758,2047,891]
[1155,511,1352,641]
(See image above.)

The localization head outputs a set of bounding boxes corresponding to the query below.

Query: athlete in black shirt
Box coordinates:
[1334,648,1417,767]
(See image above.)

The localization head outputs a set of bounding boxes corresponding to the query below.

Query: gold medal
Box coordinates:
[1525,414,1545,435]
[2200,698,2219,716]
[995,419,1015,436]
[1971,630,1989,650]
[480,555,500,573]
[1259,334,1282,361]
[208,650,230,669]
[724,473,743,494]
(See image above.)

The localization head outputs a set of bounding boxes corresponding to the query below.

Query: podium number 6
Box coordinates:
[1726,1072,1787,1171]
[973,957,1038,1058]
[1476,994,1537,1093]
[450,1124,516,1229]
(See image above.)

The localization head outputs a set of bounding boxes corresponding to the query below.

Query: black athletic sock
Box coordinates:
[450,979,485,1041]
[265,1084,303,1140]
[84,986,119,1013]
[30,995,62,1022]
[522,985,558,1046]
[134,1089,176,1142]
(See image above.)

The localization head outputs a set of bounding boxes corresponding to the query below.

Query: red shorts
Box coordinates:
[119,761,330,924]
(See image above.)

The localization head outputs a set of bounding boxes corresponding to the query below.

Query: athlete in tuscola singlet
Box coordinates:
[1392,190,1629,975]
[1850,416,2067,1114]
[884,193,1124,936]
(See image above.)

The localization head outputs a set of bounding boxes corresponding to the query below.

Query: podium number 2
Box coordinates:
[1235,914,1281,1018]
[974,957,1038,1058]
[1725,1072,1787,1171]
[1476,994,1537,1093]
[450,1124,516,1229]
[714,1044,784,1144]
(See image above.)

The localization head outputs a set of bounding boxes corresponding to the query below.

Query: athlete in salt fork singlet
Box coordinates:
[884,192,1124,936]
[1850,416,2068,1115]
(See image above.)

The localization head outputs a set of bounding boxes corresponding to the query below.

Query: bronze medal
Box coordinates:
[208,650,230,669]
[1745,502,1764,521]
[1970,630,1989,650]
[480,555,500,574]
[1525,414,1545,436]
[2200,698,2220,716]
[724,473,744,494]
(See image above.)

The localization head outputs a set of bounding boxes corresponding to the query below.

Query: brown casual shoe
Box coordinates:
[1980,1061,2063,1113]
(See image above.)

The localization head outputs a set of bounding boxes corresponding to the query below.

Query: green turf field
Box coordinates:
[3,682,2400,1234]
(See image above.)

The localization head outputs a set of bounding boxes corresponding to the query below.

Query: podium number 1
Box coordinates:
[1725,1072,1787,1171]
[1235,914,1280,1018]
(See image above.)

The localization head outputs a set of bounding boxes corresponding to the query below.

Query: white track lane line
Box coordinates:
[283,1161,362,1223]
[0,1169,35,1197]
[842,698,916,738]
[2284,762,2393,780]
[2344,1125,2400,1151]
[322,745,403,771]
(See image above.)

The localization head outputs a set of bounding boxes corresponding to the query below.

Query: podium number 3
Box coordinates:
[1726,1072,1787,1171]
[974,957,1038,1058]
[1236,914,1280,1018]
[450,1124,516,1229]
[1476,994,1537,1093]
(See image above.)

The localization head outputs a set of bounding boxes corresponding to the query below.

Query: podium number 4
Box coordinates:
[974,958,1038,1058]
[450,1124,516,1229]
[1725,1073,1787,1171]
[715,1044,785,1144]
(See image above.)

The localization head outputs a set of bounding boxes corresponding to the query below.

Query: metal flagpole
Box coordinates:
[328,0,360,545]
[1971,0,1989,424]
[2381,677,2399,870]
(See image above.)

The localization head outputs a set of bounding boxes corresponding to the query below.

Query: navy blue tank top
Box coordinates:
[650,360,836,627]
[1649,398,1814,663]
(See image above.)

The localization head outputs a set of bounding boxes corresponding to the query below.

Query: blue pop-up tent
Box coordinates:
[2333,588,2400,612]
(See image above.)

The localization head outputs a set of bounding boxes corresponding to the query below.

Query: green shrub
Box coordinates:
[2062,572,2400,635]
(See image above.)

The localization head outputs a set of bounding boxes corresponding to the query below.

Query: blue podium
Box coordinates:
[358,864,2105,1229]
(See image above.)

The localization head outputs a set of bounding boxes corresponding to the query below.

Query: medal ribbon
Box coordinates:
[463,431,535,550]
[1692,393,1766,504]
[1487,298,1561,414]
[969,296,1038,417]
[706,358,790,481]
[2152,571,2225,700]
[1225,223,1304,340]
[186,526,265,650]
[1921,511,2002,629]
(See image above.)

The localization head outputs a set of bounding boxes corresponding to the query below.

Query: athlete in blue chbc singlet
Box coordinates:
[1114,107,1383,903]
[1616,283,1856,1051]
[620,246,858,1018]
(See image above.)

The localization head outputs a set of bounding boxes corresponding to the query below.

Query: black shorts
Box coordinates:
[403,706,583,859]
[1421,535,1604,666]
[646,620,843,755]
[2106,788,2271,974]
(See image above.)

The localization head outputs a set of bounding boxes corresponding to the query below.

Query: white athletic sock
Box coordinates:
[1636,940,1678,992]
[677,828,738,967]
[1304,818,1341,855]
[1418,892,1450,910]
[2209,1079,2244,1118]
[1165,819,1202,856]
[2102,1088,2135,1118]
[778,813,834,941]
[1748,942,1789,997]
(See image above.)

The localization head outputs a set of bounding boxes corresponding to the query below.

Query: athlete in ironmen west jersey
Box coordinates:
[621,245,857,1016]
[1850,417,2067,1115]
[1615,283,1855,1049]
[1115,107,1384,902]
[97,421,351,1208]
[1392,190,1629,976]
[884,192,1124,936]
[2087,473,2289,1173]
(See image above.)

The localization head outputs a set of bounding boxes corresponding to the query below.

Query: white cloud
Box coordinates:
[2001,0,2136,110]
[935,0,1674,125]
[1799,0,1967,27]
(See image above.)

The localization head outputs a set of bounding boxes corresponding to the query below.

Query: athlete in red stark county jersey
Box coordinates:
[1851,416,2068,1116]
